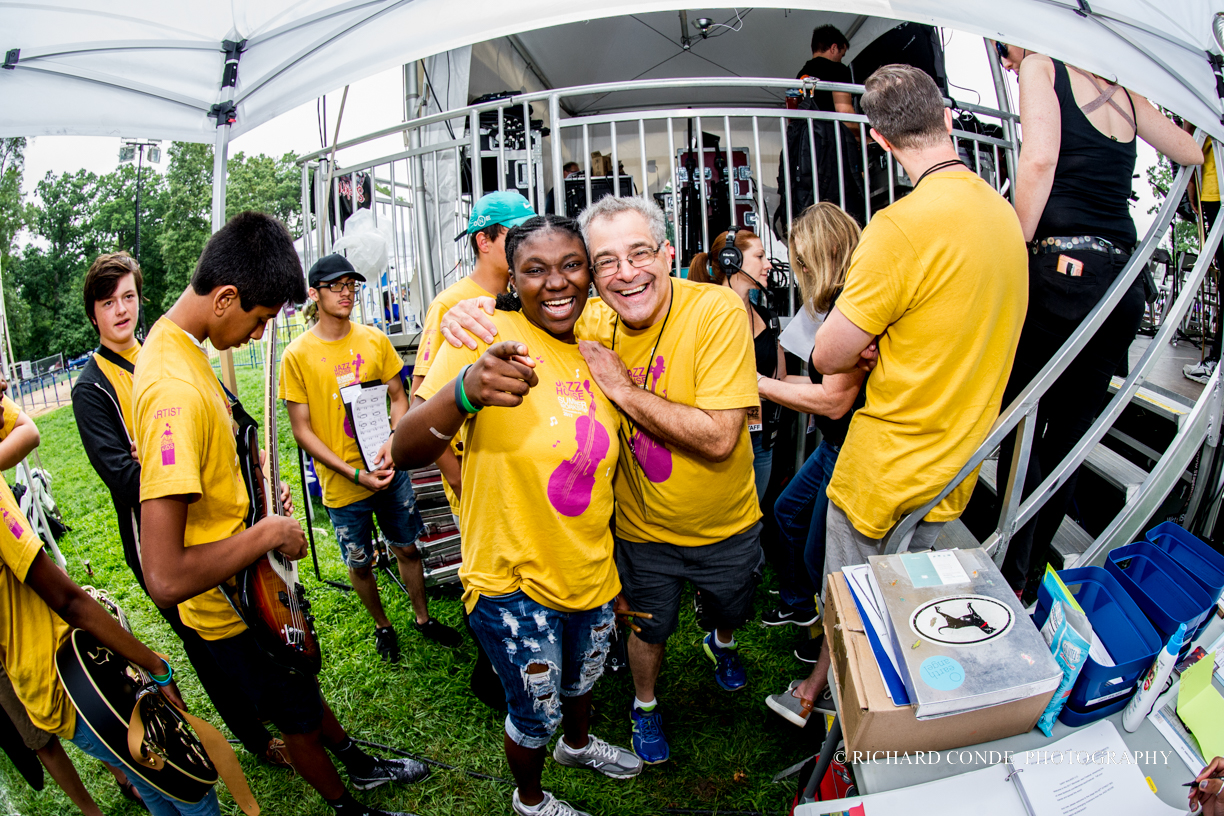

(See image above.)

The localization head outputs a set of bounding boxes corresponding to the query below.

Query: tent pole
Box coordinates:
[407,61,436,307]
[985,37,1018,204]
[211,123,238,393]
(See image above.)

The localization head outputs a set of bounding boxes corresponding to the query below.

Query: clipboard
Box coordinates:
[339,380,391,470]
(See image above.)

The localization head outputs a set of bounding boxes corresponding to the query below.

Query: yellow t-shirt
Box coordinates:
[133,317,248,641]
[416,276,496,515]
[418,309,621,614]
[1203,139,1218,203]
[0,396,74,737]
[279,323,403,509]
[577,279,762,547]
[95,344,141,437]
[828,170,1028,538]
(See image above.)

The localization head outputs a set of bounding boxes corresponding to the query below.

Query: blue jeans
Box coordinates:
[326,469,424,569]
[751,431,772,505]
[68,715,220,816]
[468,590,614,749]
[772,440,840,614]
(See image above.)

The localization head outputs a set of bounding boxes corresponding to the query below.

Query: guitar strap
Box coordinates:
[126,691,262,815]
[94,345,136,374]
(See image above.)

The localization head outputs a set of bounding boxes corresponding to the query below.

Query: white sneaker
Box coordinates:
[512,790,593,816]
[552,733,643,779]
[1184,360,1217,384]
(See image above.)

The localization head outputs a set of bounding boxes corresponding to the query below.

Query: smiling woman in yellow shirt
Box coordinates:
[394,215,642,816]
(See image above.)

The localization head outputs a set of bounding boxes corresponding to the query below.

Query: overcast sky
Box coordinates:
[17,27,1162,238]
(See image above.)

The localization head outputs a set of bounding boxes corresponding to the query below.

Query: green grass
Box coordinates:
[0,363,823,815]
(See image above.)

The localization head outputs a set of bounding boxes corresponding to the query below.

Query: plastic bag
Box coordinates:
[331,209,392,281]
[1037,566,1095,735]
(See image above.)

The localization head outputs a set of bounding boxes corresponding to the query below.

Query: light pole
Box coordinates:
[118,139,160,337]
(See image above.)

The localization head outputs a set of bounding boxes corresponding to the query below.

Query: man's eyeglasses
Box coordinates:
[994,41,1009,62]
[320,280,359,293]
[592,245,663,278]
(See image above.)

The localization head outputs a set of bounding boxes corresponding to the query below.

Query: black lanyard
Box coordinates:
[611,279,674,395]
[915,158,966,187]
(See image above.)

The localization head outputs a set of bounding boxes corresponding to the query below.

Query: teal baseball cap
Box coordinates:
[461,191,536,238]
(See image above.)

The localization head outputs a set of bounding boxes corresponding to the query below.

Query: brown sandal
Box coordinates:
[262,737,295,773]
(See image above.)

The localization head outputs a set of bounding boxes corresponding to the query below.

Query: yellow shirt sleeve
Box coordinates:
[278,344,310,404]
[0,484,40,582]
[417,333,481,403]
[378,333,405,384]
[692,291,761,411]
[0,396,20,440]
[836,215,924,337]
[415,299,447,381]
[137,377,208,502]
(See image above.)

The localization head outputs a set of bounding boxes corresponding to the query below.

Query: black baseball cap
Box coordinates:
[307,254,366,288]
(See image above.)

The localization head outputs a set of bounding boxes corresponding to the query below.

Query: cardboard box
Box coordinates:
[826,571,1055,757]
[589,151,612,176]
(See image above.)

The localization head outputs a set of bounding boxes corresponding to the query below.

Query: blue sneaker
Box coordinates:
[702,632,747,692]
[630,705,670,765]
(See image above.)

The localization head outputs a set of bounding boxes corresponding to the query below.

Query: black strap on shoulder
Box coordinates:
[95,346,135,375]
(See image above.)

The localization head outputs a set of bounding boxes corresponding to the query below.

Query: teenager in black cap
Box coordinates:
[281,253,461,661]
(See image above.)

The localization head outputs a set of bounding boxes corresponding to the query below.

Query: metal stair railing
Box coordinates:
[882,131,1216,565]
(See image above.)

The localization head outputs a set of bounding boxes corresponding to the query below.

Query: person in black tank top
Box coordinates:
[688,227,783,504]
[986,45,1202,599]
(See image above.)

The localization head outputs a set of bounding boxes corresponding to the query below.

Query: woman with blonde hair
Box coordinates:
[757,204,867,707]
[688,227,784,502]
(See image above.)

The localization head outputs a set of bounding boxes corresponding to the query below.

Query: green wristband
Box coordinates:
[150,659,172,686]
[455,364,482,414]
[353,467,361,484]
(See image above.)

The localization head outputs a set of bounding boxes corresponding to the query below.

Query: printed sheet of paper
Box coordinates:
[794,764,1026,816]
[1149,681,1205,773]
[339,382,391,470]
[780,307,824,360]
[1011,720,1184,816]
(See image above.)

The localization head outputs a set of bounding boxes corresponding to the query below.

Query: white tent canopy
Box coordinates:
[4,1,1223,145]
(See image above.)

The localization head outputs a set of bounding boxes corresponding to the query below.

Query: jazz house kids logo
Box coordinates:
[909,595,1014,647]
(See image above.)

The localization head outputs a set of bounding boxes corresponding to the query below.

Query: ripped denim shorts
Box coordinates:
[468,589,615,749]
[325,469,423,570]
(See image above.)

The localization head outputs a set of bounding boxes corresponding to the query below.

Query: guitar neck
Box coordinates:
[263,316,283,517]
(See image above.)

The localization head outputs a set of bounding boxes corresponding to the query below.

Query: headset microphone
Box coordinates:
[717,226,768,293]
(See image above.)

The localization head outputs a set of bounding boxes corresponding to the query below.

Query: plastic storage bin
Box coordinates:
[1033,566,1162,725]
[1106,542,1212,654]
[1145,522,1224,641]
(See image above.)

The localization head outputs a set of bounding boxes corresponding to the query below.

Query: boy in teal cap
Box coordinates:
[411,190,536,706]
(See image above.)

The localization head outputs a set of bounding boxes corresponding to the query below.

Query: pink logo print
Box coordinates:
[631,355,672,482]
[161,423,176,466]
[2,508,23,539]
[548,381,611,517]
[353,353,365,382]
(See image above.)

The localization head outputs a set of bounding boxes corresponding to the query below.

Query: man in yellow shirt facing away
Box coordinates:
[281,253,460,662]
[412,190,536,515]
[71,252,289,770]
[765,65,1027,728]
[136,212,428,816]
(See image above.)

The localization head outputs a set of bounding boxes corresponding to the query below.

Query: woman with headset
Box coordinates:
[688,227,783,503]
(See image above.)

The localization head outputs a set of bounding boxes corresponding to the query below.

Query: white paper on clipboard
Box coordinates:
[340,382,391,470]
[779,308,823,360]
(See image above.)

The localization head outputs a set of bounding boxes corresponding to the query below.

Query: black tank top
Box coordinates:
[1034,60,1138,249]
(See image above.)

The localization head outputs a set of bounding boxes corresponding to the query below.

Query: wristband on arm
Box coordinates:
[454,365,483,414]
[353,467,361,484]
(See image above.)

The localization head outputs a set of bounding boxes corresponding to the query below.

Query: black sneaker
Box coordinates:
[414,618,461,647]
[762,606,820,627]
[374,626,400,663]
[794,636,824,664]
[349,755,430,791]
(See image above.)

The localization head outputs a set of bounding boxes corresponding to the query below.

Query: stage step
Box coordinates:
[1108,376,1194,427]
[978,459,1095,561]
[1084,444,1148,501]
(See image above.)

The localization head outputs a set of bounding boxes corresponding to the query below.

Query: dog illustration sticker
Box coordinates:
[908,594,1014,647]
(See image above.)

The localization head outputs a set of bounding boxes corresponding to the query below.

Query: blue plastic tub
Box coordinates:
[1058,693,1132,727]
[1106,542,1213,653]
[1033,566,1161,713]
[1145,522,1224,641]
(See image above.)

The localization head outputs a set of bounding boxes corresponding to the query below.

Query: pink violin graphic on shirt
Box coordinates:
[548,380,611,517]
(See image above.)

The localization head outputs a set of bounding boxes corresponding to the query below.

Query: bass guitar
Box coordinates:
[231,316,322,675]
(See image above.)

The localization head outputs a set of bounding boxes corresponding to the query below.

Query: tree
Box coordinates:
[0,139,31,362]
[1146,154,1201,256]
